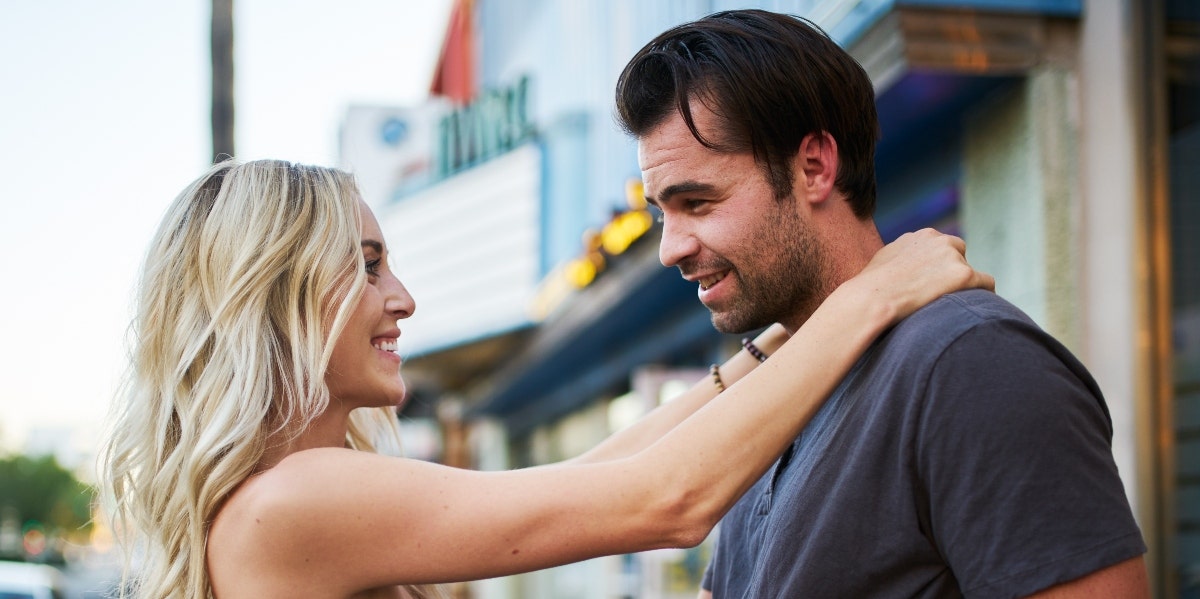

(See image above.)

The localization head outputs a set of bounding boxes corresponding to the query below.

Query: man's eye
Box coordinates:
[684,199,706,211]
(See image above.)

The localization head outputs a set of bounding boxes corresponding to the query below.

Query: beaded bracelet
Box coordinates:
[709,364,726,392]
[742,337,769,362]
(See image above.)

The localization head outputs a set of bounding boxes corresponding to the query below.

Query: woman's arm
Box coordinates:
[568,323,789,465]
[238,230,992,591]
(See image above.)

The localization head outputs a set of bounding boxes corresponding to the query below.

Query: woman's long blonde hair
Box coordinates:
[98,160,442,598]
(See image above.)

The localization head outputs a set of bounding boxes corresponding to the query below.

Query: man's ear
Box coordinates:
[794,131,839,205]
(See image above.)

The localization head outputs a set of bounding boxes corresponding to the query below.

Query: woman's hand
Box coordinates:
[848,228,995,326]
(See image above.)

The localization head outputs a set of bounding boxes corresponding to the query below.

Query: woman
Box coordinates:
[99,159,992,598]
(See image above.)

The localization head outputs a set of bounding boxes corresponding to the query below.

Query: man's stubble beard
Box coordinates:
[710,200,833,334]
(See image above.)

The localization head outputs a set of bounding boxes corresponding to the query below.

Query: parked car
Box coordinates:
[0,561,65,599]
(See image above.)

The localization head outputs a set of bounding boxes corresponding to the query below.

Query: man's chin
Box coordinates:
[709,310,769,335]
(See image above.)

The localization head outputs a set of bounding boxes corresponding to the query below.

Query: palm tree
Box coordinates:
[211,0,234,162]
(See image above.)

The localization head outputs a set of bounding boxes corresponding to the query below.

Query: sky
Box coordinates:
[0,0,454,465]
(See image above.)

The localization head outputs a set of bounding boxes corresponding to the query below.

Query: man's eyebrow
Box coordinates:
[361,240,383,253]
[644,181,717,207]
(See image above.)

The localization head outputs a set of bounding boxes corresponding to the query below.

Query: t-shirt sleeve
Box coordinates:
[916,318,1146,598]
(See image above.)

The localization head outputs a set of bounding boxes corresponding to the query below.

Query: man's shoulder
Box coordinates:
[875,288,1104,410]
[880,289,1033,359]
[904,288,1031,329]
[865,288,1097,393]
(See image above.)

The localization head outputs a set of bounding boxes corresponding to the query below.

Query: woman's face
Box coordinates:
[325,200,416,410]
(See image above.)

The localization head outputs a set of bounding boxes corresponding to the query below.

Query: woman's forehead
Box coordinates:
[358,199,385,244]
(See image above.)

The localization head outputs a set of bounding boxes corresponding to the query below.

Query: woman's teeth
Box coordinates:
[373,340,398,352]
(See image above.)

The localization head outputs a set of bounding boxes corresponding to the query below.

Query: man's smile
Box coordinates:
[699,271,728,291]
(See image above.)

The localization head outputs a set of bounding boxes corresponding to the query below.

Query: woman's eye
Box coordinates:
[364,258,382,277]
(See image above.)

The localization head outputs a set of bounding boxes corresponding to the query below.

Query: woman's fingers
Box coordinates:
[857,229,995,322]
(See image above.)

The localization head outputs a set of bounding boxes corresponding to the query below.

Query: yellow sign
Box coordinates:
[530,178,656,320]
[601,210,653,256]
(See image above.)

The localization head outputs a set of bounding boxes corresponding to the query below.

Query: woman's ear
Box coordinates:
[794,131,839,206]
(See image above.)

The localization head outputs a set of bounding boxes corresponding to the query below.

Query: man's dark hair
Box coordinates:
[615,9,879,218]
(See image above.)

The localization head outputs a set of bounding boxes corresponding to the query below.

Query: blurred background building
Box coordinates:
[338,0,1198,596]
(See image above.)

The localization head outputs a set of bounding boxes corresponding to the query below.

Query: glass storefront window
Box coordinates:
[1167,0,1200,594]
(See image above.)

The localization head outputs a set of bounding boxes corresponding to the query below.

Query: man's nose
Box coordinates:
[658,218,700,268]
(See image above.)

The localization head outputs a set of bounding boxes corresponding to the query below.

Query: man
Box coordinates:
[615,9,1148,598]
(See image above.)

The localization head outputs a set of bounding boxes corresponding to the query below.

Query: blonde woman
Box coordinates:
[99,159,992,598]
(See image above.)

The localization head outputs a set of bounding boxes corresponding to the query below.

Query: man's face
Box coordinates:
[638,106,831,333]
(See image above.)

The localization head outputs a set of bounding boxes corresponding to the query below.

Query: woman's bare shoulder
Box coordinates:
[213,448,401,536]
[208,449,423,595]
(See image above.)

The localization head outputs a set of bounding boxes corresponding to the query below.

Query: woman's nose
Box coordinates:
[383,273,416,319]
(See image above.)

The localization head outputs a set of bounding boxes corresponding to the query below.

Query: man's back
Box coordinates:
[702,289,1145,598]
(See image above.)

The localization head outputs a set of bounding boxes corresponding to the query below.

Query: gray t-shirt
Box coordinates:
[701,290,1145,598]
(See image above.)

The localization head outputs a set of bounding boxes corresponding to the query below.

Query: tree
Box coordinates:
[0,454,94,561]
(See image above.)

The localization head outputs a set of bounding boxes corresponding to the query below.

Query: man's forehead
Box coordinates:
[637,145,687,201]
[636,138,684,174]
[637,119,710,173]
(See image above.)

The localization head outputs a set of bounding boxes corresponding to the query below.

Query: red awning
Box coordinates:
[429,0,477,104]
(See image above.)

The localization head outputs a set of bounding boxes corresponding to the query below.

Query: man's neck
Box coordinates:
[781,218,884,335]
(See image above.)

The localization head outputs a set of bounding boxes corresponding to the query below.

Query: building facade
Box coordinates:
[340,0,1198,596]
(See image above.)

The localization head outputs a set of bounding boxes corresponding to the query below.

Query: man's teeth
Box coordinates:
[373,340,398,352]
[699,272,726,291]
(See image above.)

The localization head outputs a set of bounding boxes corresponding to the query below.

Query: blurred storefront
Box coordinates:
[339,0,1198,596]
